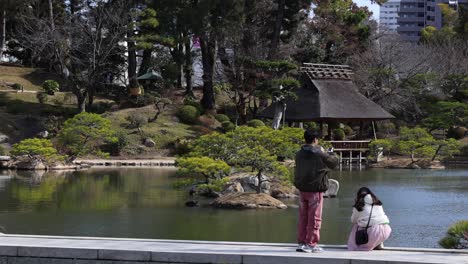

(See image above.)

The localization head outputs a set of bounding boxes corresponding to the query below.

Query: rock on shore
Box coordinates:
[369,158,445,169]
[212,193,287,209]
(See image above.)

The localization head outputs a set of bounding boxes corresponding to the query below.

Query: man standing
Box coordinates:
[294,130,338,253]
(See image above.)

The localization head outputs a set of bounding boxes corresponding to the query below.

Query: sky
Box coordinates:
[353,0,380,21]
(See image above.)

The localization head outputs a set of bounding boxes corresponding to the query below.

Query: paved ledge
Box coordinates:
[0,234,467,264]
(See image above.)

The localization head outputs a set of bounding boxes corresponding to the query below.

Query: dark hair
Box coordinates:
[353,187,383,211]
[304,129,320,144]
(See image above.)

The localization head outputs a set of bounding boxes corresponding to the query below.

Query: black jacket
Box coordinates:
[294,144,338,192]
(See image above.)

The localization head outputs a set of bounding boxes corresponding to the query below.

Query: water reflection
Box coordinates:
[0,168,467,248]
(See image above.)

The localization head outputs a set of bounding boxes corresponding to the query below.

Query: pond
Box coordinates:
[0,167,467,248]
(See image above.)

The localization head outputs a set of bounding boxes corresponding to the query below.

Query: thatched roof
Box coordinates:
[258,64,394,122]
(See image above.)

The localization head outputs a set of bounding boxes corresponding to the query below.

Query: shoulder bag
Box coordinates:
[355,204,374,245]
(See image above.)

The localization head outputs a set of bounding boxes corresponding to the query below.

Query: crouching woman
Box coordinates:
[347,187,391,251]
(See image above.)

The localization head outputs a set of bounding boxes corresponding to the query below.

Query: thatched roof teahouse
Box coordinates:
[258,63,394,138]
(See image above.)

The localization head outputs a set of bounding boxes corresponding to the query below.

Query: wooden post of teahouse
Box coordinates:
[372,121,377,140]
[328,123,332,140]
[282,102,287,129]
[320,121,324,137]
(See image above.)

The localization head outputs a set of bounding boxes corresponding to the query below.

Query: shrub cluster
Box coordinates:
[333,128,345,140]
[215,114,230,123]
[343,125,353,135]
[42,80,60,95]
[221,121,235,132]
[177,105,200,124]
[12,83,22,90]
[369,127,461,161]
[246,119,265,128]
[11,138,63,163]
[439,220,468,249]
[189,126,304,163]
[126,111,148,129]
[183,99,204,114]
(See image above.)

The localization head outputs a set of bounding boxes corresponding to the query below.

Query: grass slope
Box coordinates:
[105,105,196,157]
[0,65,66,91]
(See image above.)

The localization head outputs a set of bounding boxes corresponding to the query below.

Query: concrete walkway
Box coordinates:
[0,234,467,264]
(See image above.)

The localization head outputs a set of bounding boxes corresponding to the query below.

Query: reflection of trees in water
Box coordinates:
[9,172,68,211]
[7,169,181,212]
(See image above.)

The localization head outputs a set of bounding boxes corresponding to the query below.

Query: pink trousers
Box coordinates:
[347,224,392,251]
[297,192,323,246]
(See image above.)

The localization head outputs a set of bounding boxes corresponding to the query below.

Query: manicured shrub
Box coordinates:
[247,119,265,128]
[221,121,235,132]
[42,80,60,95]
[36,92,48,104]
[177,105,200,124]
[12,83,22,90]
[11,138,63,163]
[304,122,317,130]
[177,157,230,182]
[126,111,148,130]
[109,130,129,155]
[439,220,468,249]
[215,114,230,123]
[186,126,299,185]
[58,112,117,160]
[184,99,204,114]
[343,125,353,135]
[333,128,345,140]
[369,139,394,159]
[217,103,237,122]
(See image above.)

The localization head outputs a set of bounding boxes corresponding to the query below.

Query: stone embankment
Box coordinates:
[74,158,176,167]
[0,234,466,264]
[369,159,446,169]
[0,157,177,170]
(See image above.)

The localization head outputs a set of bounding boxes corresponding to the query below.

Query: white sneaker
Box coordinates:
[296,244,312,253]
[296,243,306,252]
[310,245,324,253]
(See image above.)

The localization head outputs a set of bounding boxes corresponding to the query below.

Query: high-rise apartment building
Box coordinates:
[380,0,401,32]
[397,0,468,42]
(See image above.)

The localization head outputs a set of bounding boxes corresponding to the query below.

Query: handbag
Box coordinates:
[355,204,374,245]
[316,169,329,192]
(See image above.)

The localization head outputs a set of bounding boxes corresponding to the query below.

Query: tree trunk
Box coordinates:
[256,170,263,194]
[272,102,285,130]
[138,49,152,76]
[87,85,95,111]
[268,0,285,60]
[176,62,182,89]
[77,91,87,113]
[184,36,193,96]
[431,144,443,161]
[0,9,5,60]
[48,0,55,31]
[127,19,139,89]
[200,32,217,110]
